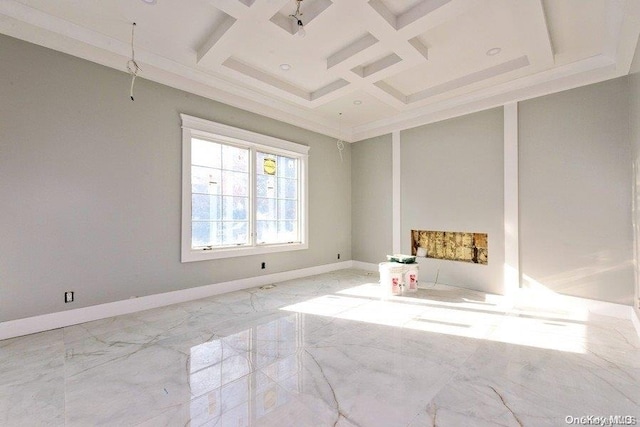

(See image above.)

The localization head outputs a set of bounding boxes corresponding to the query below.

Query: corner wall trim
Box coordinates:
[392,131,401,254]
[503,102,520,296]
[0,261,354,340]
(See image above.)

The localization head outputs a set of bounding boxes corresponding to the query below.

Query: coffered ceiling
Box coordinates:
[1,0,639,141]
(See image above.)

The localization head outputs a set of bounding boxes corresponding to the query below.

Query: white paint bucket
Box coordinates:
[378,262,404,296]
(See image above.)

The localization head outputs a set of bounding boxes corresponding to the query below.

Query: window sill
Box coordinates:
[181,242,308,262]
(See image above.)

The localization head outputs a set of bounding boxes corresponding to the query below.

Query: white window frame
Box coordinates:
[181,114,309,262]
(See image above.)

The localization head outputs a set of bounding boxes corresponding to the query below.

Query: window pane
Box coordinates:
[278,221,298,242]
[221,222,249,246]
[192,221,221,248]
[222,196,248,221]
[256,221,277,243]
[256,175,276,198]
[192,167,221,195]
[222,171,248,196]
[278,155,297,178]
[278,200,297,221]
[256,152,277,177]
[277,178,297,200]
[255,152,299,245]
[192,194,221,221]
[222,145,249,172]
[192,139,221,169]
[257,197,276,220]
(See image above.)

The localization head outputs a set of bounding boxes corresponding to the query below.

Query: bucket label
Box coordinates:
[392,277,400,294]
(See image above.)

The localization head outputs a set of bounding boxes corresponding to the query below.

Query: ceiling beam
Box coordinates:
[605,0,640,73]
[327,33,379,69]
[511,0,554,68]
[198,0,288,65]
[196,15,236,63]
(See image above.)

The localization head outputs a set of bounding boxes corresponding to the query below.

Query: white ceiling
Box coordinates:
[1,0,639,142]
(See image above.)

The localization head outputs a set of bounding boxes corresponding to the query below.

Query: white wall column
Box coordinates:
[392,130,401,254]
[504,103,520,296]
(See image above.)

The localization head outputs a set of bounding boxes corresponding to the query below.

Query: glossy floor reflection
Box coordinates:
[1,269,639,426]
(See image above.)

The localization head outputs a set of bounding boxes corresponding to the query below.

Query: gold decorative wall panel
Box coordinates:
[411,230,488,265]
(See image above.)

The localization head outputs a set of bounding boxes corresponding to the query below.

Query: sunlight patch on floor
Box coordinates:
[280,282,587,353]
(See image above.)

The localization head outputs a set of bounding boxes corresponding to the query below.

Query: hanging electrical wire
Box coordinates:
[337,139,345,162]
[289,0,305,37]
[127,22,141,101]
[336,112,345,162]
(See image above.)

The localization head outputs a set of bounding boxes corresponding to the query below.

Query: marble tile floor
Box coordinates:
[1,269,639,426]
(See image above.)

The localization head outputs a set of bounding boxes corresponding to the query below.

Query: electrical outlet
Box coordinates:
[261,262,266,269]
[337,253,341,260]
[64,291,74,303]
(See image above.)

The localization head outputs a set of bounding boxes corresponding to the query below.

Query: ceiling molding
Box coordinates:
[352,53,402,78]
[610,0,640,73]
[0,7,351,142]
[1,0,639,144]
[396,0,453,30]
[327,33,379,69]
[196,14,236,63]
[407,55,531,104]
[352,54,618,141]
[407,37,429,60]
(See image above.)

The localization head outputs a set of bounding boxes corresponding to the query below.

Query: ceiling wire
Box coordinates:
[127,22,141,101]
[289,0,305,37]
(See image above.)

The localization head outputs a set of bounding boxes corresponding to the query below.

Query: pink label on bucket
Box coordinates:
[392,277,400,294]
[406,271,418,291]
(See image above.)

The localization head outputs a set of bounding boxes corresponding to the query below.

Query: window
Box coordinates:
[181,114,309,262]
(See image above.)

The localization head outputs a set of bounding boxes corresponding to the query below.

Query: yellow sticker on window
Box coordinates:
[264,158,276,175]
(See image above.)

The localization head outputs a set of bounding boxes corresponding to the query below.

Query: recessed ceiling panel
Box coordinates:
[315,90,398,128]
[222,56,311,100]
[381,2,524,96]
[377,0,425,16]
[271,0,332,34]
[215,2,372,93]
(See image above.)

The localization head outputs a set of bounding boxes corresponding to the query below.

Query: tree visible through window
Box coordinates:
[181,114,308,262]
[191,139,250,248]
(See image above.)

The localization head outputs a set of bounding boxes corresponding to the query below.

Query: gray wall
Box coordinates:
[400,108,505,295]
[519,77,633,304]
[351,134,392,263]
[0,35,351,322]
[629,36,640,318]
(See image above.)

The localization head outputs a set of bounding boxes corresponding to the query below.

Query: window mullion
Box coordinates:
[275,165,280,242]
[250,147,257,248]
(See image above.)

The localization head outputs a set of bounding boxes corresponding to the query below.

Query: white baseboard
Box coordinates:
[514,288,634,320]
[4,261,637,342]
[0,260,354,341]
[351,261,379,272]
[632,309,640,340]
[581,299,634,320]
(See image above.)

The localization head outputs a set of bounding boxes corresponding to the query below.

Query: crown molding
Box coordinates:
[0,1,352,141]
[351,55,620,141]
[1,0,639,144]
